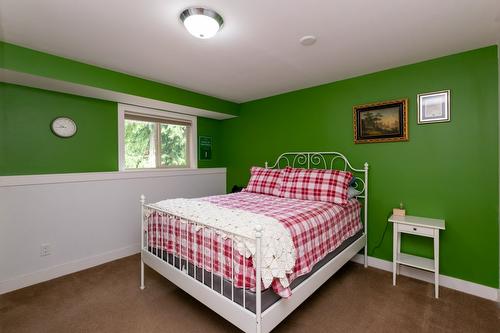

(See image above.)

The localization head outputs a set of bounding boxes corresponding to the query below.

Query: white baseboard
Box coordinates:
[0,243,140,295]
[351,254,499,302]
[2,248,497,302]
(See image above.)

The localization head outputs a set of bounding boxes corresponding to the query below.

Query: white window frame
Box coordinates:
[118,103,198,171]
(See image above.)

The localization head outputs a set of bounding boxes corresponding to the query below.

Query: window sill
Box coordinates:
[0,168,227,187]
[122,167,191,172]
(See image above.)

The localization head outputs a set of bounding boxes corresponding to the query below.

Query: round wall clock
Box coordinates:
[51,117,77,138]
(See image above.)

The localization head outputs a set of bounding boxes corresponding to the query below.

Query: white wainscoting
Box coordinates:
[0,168,226,294]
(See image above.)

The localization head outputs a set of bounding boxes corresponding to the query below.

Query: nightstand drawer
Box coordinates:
[398,223,434,237]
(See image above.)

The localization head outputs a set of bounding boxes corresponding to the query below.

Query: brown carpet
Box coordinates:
[0,255,498,333]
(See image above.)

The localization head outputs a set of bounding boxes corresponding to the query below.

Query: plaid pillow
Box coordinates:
[280,167,353,205]
[244,167,283,196]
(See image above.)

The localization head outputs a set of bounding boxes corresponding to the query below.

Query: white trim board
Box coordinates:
[0,244,139,295]
[0,168,226,187]
[351,254,499,302]
[0,68,237,120]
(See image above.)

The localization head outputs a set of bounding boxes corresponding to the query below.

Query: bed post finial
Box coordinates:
[265,161,268,169]
[254,225,263,238]
[364,162,369,170]
[140,194,145,204]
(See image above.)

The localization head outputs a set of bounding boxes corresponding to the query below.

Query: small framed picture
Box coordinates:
[353,99,408,144]
[417,90,450,124]
[199,136,212,160]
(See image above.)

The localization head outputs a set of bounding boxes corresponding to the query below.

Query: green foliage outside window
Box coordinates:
[160,124,187,167]
[124,119,187,169]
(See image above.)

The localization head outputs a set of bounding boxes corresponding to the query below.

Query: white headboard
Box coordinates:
[265,151,369,199]
[264,151,369,256]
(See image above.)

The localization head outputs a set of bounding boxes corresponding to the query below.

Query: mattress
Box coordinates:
[147,192,362,297]
[153,229,363,313]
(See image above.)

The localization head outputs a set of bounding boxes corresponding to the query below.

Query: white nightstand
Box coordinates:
[388,214,445,298]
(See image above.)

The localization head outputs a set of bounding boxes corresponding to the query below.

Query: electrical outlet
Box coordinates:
[40,243,51,257]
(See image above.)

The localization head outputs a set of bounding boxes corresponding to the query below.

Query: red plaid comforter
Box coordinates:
[147,192,362,297]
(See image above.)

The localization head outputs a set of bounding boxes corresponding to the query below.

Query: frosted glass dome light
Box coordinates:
[180,8,223,39]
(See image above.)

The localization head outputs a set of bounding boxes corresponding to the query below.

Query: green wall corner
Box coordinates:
[221,45,499,288]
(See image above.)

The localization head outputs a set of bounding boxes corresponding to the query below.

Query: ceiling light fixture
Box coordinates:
[300,35,317,46]
[180,7,223,39]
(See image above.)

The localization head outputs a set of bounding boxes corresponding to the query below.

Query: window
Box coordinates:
[118,104,197,170]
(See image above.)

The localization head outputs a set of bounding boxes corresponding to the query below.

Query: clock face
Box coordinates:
[51,117,77,138]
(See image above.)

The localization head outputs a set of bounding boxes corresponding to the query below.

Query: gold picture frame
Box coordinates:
[353,99,408,144]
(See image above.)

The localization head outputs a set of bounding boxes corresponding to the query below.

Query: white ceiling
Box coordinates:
[1,0,500,103]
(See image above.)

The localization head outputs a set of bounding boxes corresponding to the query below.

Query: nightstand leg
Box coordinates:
[393,227,397,286]
[396,231,401,275]
[434,230,439,298]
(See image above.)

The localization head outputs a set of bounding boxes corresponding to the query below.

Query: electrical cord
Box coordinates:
[368,213,392,256]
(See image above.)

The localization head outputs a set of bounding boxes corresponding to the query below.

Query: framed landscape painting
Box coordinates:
[353,99,408,144]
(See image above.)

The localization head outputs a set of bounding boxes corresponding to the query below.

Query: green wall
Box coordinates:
[222,46,499,288]
[0,41,239,116]
[0,42,236,174]
[197,117,225,168]
[0,83,118,174]
[0,82,226,174]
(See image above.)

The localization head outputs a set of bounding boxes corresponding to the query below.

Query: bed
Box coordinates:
[140,152,369,333]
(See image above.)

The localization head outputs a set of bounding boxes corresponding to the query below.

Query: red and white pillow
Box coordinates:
[244,167,283,196]
[280,167,353,205]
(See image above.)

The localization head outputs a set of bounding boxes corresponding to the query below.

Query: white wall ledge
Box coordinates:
[0,69,237,120]
[0,168,227,187]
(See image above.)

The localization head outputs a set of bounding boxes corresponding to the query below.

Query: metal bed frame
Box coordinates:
[140,152,369,333]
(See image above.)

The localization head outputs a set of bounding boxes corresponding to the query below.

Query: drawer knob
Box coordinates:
[413,227,417,231]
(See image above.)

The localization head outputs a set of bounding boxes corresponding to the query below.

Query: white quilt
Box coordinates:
[150,198,296,288]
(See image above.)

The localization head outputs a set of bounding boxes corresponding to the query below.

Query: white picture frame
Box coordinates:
[417,90,450,124]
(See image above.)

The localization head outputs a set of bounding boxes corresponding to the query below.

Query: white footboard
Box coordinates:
[139,195,263,333]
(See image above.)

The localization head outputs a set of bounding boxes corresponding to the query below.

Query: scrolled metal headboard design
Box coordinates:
[265,152,369,198]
